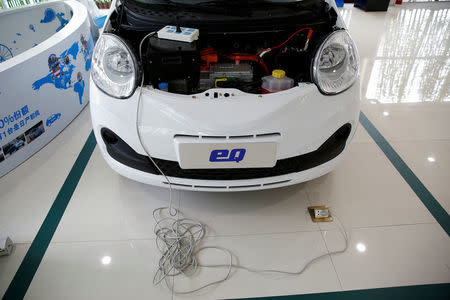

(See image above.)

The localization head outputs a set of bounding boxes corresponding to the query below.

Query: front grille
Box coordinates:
[161,179,291,190]
[101,123,351,181]
[174,133,281,140]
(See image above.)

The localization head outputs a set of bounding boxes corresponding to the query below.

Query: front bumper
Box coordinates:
[90,81,360,191]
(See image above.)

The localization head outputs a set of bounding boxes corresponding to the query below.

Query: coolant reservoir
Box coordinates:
[261,70,294,94]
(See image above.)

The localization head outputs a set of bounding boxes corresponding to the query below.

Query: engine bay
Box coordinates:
[106,0,339,95]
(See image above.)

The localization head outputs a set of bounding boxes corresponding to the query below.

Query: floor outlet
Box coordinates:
[308,206,333,222]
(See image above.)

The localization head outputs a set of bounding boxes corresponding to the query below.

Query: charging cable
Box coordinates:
[136,32,349,296]
[136,32,177,216]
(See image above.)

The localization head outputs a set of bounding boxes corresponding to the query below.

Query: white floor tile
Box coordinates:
[0,108,92,243]
[25,240,169,300]
[174,232,342,299]
[26,231,341,300]
[52,148,172,243]
[362,102,450,142]
[305,142,436,230]
[352,124,374,144]
[322,223,450,290]
[0,243,30,296]
[390,140,450,214]
[0,153,75,243]
[178,184,319,237]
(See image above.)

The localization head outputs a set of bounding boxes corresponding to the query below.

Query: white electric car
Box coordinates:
[90,0,360,192]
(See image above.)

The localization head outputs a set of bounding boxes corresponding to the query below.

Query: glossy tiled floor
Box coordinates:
[1,2,450,300]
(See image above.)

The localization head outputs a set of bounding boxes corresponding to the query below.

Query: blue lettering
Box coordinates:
[229,149,246,163]
[209,148,246,163]
[210,149,229,162]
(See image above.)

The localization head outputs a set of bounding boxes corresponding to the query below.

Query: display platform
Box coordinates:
[0,0,95,177]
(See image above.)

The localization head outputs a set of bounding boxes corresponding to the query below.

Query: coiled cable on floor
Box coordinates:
[151,207,234,294]
[150,206,348,295]
[135,32,349,296]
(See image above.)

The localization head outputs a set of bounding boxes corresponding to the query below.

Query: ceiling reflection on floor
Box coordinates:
[356,6,449,103]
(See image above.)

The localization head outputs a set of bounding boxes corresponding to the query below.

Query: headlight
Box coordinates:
[91,34,139,99]
[312,30,359,95]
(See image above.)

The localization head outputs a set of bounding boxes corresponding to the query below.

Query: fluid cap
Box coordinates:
[272,69,286,79]
[158,82,169,90]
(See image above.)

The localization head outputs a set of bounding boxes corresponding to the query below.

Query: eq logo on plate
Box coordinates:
[210,148,246,163]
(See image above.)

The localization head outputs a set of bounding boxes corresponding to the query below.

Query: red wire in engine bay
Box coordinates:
[256,28,313,57]
[220,53,270,75]
[200,28,314,77]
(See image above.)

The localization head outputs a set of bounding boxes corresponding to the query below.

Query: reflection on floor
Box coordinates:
[1,2,449,300]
